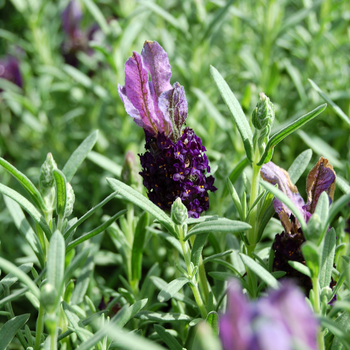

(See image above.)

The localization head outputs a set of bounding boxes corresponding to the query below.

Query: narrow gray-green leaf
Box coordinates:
[0,258,40,299]
[0,314,30,350]
[288,261,311,277]
[329,192,350,225]
[319,316,350,350]
[62,130,98,182]
[154,324,183,350]
[301,241,320,278]
[191,233,210,267]
[158,277,190,303]
[53,169,67,218]
[186,219,251,240]
[330,312,350,350]
[87,151,122,177]
[288,149,312,184]
[210,65,253,161]
[132,212,149,281]
[64,248,90,283]
[226,179,244,220]
[0,263,32,292]
[4,196,45,267]
[47,230,65,293]
[135,311,192,323]
[258,104,327,165]
[0,184,51,239]
[320,228,336,289]
[0,157,46,211]
[260,181,307,231]
[66,209,126,253]
[206,311,219,337]
[64,191,118,240]
[336,176,350,194]
[81,0,110,35]
[107,178,176,237]
[309,79,350,127]
[239,253,279,289]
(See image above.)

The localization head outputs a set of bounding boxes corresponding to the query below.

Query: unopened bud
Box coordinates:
[121,151,141,188]
[171,198,188,225]
[41,283,57,313]
[64,183,75,218]
[39,153,58,192]
[252,92,275,131]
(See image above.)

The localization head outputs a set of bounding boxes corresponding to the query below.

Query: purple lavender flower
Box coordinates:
[0,56,22,89]
[261,157,336,292]
[219,280,318,350]
[118,41,217,218]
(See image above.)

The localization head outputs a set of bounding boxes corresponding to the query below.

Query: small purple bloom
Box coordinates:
[219,280,318,350]
[261,158,336,293]
[0,56,23,89]
[62,0,82,40]
[119,41,217,217]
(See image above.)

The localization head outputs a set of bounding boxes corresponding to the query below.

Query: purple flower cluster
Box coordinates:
[0,56,22,89]
[119,41,217,218]
[261,158,336,292]
[140,128,216,217]
[219,280,318,350]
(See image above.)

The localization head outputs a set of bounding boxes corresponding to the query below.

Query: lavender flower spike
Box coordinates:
[119,41,217,217]
[0,56,23,89]
[219,280,318,350]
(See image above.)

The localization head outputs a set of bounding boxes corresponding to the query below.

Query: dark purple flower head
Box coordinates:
[62,0,82,40]
[219,280,318,350]
[261,158,336,292]
[0,56,22,89]
[119,41,216,217]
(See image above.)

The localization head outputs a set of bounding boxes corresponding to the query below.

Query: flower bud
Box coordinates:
[171,198,188,226]
[39,153,58,192]
[40,283,57,313]
[121,151,141,188]
[252,92,275,131]
[64,183,75,218]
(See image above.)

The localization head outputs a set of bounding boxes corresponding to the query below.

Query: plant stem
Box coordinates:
[312,277,325,350]
[248,161,261,246]
[34,305,45,350]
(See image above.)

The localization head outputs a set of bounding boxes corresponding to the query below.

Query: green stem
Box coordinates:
[34,305,45,350]
[312,277,325,350]
[198,256,210,304]
[248,162,261,246]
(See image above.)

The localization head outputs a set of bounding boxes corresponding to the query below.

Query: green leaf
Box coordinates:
[0,263,32,292]
[0,157,46,211]
[260,181,307,231]
[66,209,126,253]
[87,151,122,177]
[53,169,67,218]
[64,248,90,283]
[70,256,94,305]
[132,212,149,281]
[47,230,65,293]
[320,316,350,350]
[329,192,350,226]
[320,228,336,289]
[81,0,110,35]
[186,218,251,240]
[228,158,250,186]
[0,184,51,239]
[330,312,350,350]
[309,79,350,127]
[154,324,183,350]
[135,311,192,323]
[77,299,148,350]
[336,176,350,194]
[226,179,244,220]
[4,196,45,268]
[0,258,40,299]
[191,233,210,267]
[206,311,219,337]
[158,277,190,303]
[301,241,320,278]
[239,253,279,289]
[107,178,177,237]
[210,65,253,161]
[0,314,30,350]
[64,191,118,240]
[288,261,311,277]
[257,104,327,165]
[288,149,312,184]
[62,130,99,182]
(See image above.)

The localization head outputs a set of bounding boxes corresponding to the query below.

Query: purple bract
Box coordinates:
[0,56,22,89]
[119,41,217,217]
[219,280,318,350]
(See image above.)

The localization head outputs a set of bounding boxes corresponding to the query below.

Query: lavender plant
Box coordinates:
[0,1,350,350]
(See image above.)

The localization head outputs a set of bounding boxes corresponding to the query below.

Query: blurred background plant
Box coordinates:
[0,0,350,348]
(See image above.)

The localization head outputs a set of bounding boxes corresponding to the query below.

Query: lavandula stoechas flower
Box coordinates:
[261,158,336,293]
[0,56,22,89]
[219,280,318,350]
[118,41,217,218]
